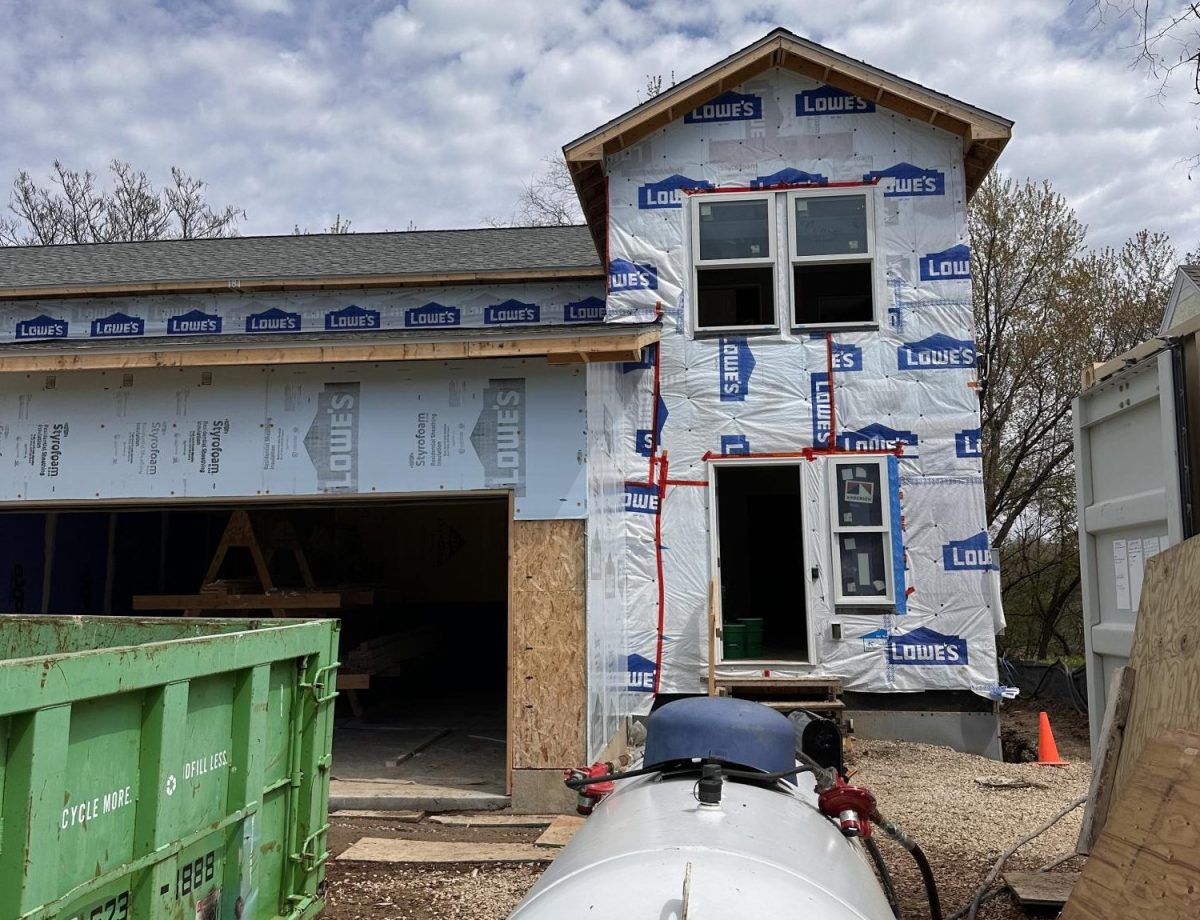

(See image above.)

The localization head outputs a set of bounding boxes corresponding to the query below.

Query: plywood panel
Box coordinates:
[1111,537,1200,805]
[1062,729,1200,920]
[510,518,586,769]
[338,838,555,863]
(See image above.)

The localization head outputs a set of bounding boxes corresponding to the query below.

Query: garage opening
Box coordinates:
[713,464,810,662]
[0,497,510,800]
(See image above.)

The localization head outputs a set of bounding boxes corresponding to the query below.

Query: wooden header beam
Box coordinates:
[0,328,660,374]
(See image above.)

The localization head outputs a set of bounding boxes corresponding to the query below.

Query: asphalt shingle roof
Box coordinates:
[0,225,601,292]
[1182,264,1200,288]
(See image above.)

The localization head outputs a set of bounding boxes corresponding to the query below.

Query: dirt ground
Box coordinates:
[322,703,1092,920]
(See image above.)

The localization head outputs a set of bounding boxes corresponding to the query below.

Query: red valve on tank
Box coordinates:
[564,762,615,816]
[816,774,877,838]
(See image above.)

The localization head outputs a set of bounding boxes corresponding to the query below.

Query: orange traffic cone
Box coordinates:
[1036,711,1068,766]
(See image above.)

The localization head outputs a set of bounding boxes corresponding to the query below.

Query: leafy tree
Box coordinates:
[0,160,243,245]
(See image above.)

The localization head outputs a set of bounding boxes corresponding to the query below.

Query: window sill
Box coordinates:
[694,325,780,337]
[834,604,898,615]
[792,322,880,333]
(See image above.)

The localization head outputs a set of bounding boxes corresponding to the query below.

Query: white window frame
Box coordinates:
[787,186,885,330]
[691,192,779,334]
[828,456,895,607]
[707,458,816,665]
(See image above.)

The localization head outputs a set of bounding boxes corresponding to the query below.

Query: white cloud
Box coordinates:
[0,0,1195,249]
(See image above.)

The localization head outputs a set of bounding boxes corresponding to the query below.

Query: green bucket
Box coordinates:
[737,617,764,658]
[723,622,747,660]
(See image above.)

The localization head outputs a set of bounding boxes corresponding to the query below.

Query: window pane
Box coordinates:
[837,533,888,597]
[794,262,873,325]
[698,199,770,261]
[835,463,883,527]
[697,266,775,328]
[794,195,868,257]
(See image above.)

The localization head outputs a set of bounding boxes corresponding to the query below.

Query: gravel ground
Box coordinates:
[323,708,1092,920]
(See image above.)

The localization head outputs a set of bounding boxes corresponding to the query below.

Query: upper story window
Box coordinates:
[691,187,882,334]
[692,194,776,331]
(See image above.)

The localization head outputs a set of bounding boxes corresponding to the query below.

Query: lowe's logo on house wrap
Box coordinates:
[90,311,144,338]
[832,343,863,372]
[837,423,918,454]
[718,337,755,402]
[167,309,221,335]
[484,299,540,325]
[564,296,606,323]
[796,85,875,116]
[811,371,832,449]
[327,304,381,331]
[15,315,68,340]
[684,90,762,123]
[955,428,983,458]
[721,434,750,455]
[863,162,945,197]
[609,258,658,292]
[622,343,657,373]
[943,532,999,571]
[470,378,526,496]
[303,382,360,493]
[919,244,971,281]
[404,302,459,328]
[624,483,660,515]
[750,167,829,189]
[898,334,976,371]
[246,307,301,333]
[862,627,969,666]
[627,653,656,691]
[637,174,714,209]
[636,395,668,457]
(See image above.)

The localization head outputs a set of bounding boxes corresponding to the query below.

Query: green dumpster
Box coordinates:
[0,615,340,920]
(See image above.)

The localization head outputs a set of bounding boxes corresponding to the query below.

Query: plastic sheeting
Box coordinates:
[0,281,606,343]
[592,67,1004,725]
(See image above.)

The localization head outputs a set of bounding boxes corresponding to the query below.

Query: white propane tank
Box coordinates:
[507,771,895,919]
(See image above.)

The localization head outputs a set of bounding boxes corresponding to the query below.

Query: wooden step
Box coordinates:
[759,700,846,712]
[714,677,842,690]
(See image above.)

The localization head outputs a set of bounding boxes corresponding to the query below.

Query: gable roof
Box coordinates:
[564,28,1013,252]
[0,225,602,299]
[1161,264,1200,333]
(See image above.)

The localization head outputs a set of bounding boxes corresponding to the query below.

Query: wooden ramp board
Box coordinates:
[428,814,557,828]
[534,815,586,848]
[338,838,555,864]
[1061,729,1200,920]
[1005,871,1080,908]
[331,809,424,822]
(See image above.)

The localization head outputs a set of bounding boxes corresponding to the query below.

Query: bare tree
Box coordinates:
[1095,2,1200,99]
[0,160,244,245]
[488,155,583,227]
[293,213,354,235]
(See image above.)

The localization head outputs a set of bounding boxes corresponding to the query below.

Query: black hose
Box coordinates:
[875,812,942,920]
[864,836,901,919]
[566,759,818,790]
[563,764,663,789]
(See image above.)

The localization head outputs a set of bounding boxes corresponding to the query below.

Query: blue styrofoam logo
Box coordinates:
[327,304,382,331]
[624,483,660,515]
[246,307,301,333]
[749,167,829,189]
[483,299,540,325]
[404,302,459,328]
[167,309,221,335]
[637,174,714,209]
[863,162,946,197]
[718,337,755,402]
[836,423,918,454]
[919,244,971,281]
[684,90,762,123]
[721,434,750,455]
[832,343,863,372]
[90,311,144,338]
[627,652,657,691]
[811,371,832,449]
[943,532,998,571]
[955,428,983,458]
[609,258,658,292]
[15,315,68,340]
[564,296,606,323]
[635,395,668,458]
[796,85,875,117]
[862,626,969,665]
[898,334,977,370]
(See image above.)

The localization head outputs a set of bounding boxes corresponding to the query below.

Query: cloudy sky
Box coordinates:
[0,0,1195,250]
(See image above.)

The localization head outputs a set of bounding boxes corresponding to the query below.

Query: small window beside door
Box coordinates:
[829,458,895,606]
